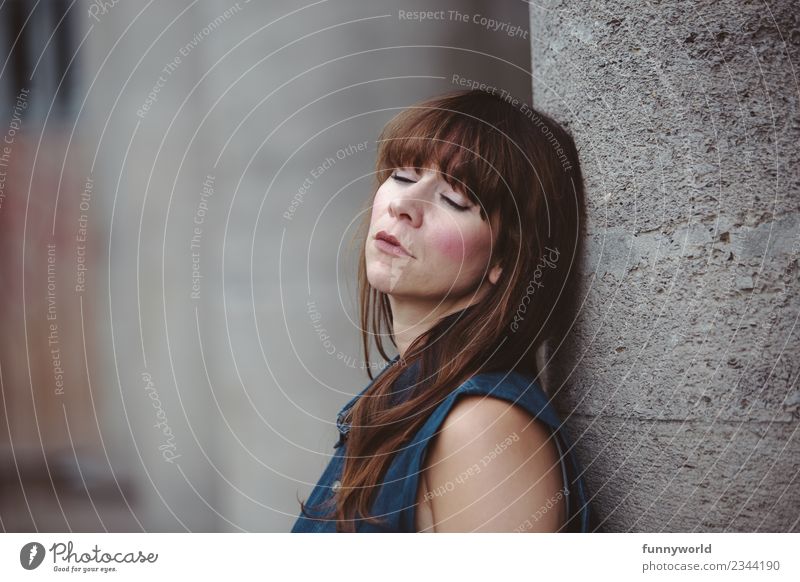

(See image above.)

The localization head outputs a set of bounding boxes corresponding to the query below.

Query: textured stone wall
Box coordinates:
[530,0,799,531]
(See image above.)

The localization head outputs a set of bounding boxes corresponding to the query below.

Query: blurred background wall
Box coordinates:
[0,0,533,532]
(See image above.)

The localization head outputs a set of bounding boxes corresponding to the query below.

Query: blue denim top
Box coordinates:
[291,356,591,532]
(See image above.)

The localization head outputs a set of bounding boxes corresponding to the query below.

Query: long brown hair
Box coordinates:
[302,88,585,531]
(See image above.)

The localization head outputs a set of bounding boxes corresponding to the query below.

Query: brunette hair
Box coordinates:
[301,88,585,531]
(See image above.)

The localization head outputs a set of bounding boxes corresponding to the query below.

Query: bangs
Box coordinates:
[375,100,514,217]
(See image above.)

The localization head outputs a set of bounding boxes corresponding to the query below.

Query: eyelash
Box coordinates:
[390,173,469,211]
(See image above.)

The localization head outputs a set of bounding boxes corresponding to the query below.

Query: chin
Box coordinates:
[366,269,396,294]
[367,259,416,295]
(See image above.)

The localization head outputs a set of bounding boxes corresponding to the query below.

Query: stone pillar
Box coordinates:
[531,0,799,531]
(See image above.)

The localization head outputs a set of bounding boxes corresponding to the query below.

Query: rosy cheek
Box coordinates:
[431,222,493,267]
[430,229,468,261]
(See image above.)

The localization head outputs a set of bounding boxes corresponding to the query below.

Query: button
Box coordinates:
[331,480,342,493]
[336,410,352,436]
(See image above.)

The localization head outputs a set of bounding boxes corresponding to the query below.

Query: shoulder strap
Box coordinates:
[392,371,589,532]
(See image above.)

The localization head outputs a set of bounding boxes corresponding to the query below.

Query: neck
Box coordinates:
[388,294,476,358]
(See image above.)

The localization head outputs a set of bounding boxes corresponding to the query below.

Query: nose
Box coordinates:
[387,181,427,228]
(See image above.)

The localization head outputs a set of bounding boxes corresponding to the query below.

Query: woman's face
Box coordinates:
[365,166,502,310]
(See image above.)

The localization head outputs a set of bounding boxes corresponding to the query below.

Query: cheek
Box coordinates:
[369,187,390,224]
[429,224,491,264]
[430,230,468,261]
[369,203,380,227]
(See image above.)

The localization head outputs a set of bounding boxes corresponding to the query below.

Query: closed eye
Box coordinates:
[440,194,469,211]
[390,173,415,184]
[390,172,471,211]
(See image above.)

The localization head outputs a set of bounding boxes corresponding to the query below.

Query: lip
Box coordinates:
[374,230,413,258]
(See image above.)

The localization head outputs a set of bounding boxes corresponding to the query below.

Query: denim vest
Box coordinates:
[291,356,591,532]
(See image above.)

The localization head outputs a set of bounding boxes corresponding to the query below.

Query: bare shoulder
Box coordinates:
[415,394,567,532]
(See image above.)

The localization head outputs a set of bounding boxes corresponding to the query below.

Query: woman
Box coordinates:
[292,88,590,532]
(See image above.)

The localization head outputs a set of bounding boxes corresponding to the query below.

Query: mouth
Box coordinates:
[374,230,413,258]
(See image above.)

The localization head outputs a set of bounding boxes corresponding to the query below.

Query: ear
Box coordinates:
[488,264,503,285]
